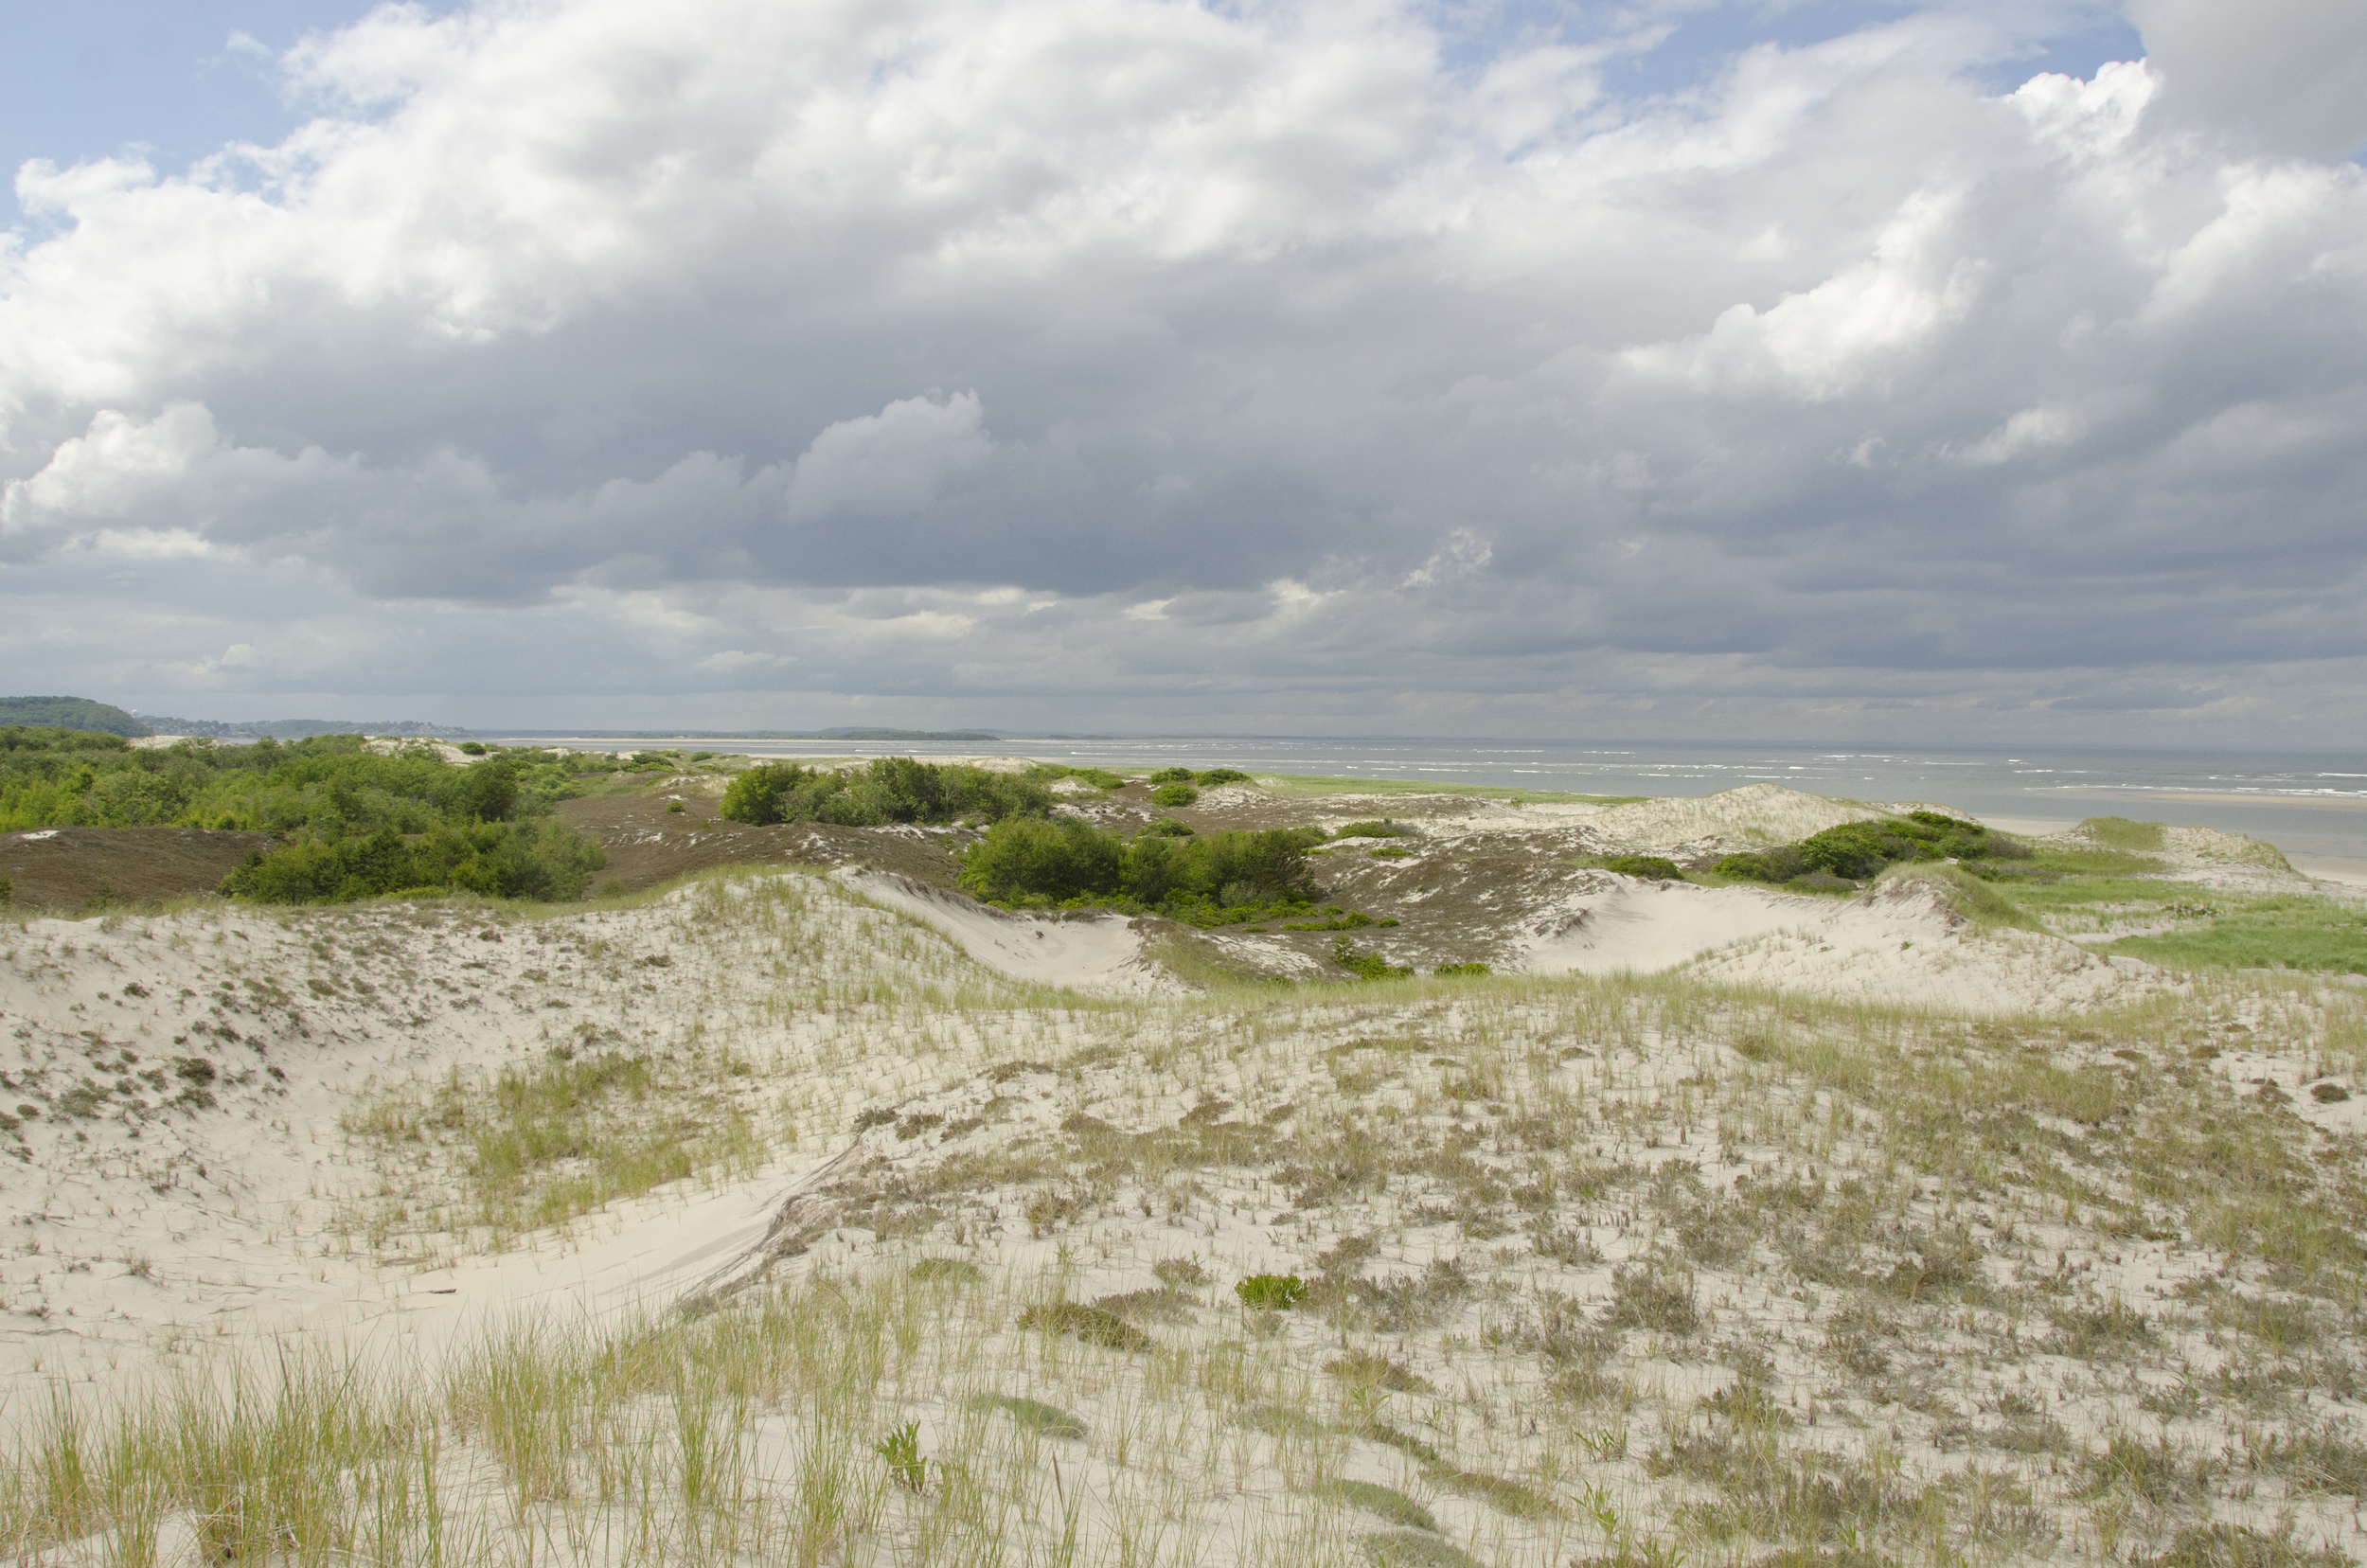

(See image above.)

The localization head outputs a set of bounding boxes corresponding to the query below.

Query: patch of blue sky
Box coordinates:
[0,0,460,229]
[1419,0,2144,101]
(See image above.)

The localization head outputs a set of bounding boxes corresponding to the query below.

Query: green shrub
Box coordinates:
[1716,810,2015,885]
[962,819,1324,916]
[1236,1274,1308,1310]
[456,740,488,756]
[1122,828,1324,907]
[1194,768,1251,786]
[1333,820,1403,839]
[0,875,9,906]
[1602,854,1681,879]
[1136,819,1196,838]
[0,729,609,903]
[1333,937,1414,980]
[1150,783,1199,807]
[1283,910,1373,931]
[1433,962,1489,977]
[0,728,586,838]
[959,817,1127,901]
[721,757,1053,827]
[222,818,606,904]
[1148,767,1196,785]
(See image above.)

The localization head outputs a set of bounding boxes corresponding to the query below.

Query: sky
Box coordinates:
[2,0,2364,744]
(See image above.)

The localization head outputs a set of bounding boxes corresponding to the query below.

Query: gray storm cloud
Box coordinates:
[1,0,2364,740]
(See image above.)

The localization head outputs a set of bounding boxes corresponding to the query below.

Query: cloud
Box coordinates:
[2128,0,2367,158]
[0,0,2363,743]
[785,393,991,524]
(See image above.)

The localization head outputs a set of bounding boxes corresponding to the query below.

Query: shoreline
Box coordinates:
[2040,787,2367,812]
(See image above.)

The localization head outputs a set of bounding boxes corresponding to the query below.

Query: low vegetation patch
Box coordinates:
[720,757,1053,827]
[1601,854,1682,880]
[1016,1302,1152,1352]
[1717,811,2026,886]
[959,818,1335,927]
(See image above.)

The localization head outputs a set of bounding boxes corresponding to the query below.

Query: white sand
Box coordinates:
[1508,871,2166,1013]
[837,869,1182,997]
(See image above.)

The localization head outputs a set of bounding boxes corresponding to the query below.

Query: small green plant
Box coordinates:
[1137,819,1195,838]
[966,1394,1087,1439]
[1602,1259,1700,1336]
[873,1421,925,1491]
[1326,1350,1433,1393]
[1150,783,1199,807]
[1332,937,1414,980]
[1017,1302,1152,1351]
[1433,962,1489,977]
[1148,767,1196,785]
[665,801,685,813]
[456,741,488,755]
[1194,768,1251,785]
[1315,1479,1435,1531]
[911,1256,982,1284]
[1333,820,1404,839]
[1236,1274,1308,1310]
[1152,1256,1210,1289]
[1601,854,1681,880]
[1361,1531,1477,1567]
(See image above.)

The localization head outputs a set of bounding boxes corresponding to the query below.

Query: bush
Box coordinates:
[962,819,1322,910]
[1124,828,1321,905]
[720,763,804,825]
[960,817,1127,901]
[1333,937,1414,980]
[1148,767,1196,785]
[1150,783,1198,807]
[1333,820,1403,840]
[721,757,1053,827]
[1136,819,1195,838]
[1717,810,2014,884]
[1602,854,1681,880]
[456,741,488,756]
[222,818,606,904]
[1194,768,1251,786]
[1433,962,1489,977]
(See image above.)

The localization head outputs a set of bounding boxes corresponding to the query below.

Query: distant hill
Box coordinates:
[0,697,151,737]
[133,715,474,739]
